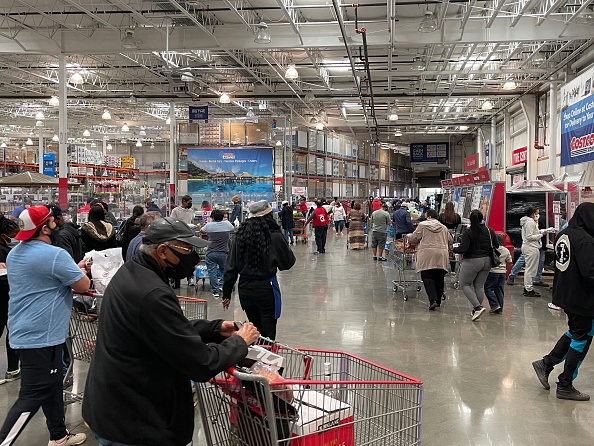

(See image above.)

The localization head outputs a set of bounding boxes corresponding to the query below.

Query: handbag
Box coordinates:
[344,217,350,229]
[488,228,501,267]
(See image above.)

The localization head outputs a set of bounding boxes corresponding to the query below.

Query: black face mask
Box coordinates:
[164,247,200,280]
[49,226,60,246]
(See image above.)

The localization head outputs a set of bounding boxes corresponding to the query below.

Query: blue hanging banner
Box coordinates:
[43,153,55,177]
[409,142,449,163]
[189,105,208,122]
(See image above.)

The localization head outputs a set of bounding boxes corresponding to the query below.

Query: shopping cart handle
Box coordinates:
[73,290,96,297]
[226,366,237,375]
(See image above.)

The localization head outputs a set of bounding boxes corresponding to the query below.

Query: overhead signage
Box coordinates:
[189,105,209,122]
[560,64,594,166]
[440,179,454,187]
[472,170,490,183]
[511,146,527,166]
[43,153,55,177]
[464,153,479,172]
[409,142,449,163]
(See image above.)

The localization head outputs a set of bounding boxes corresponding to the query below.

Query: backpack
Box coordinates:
[115,218,129,245]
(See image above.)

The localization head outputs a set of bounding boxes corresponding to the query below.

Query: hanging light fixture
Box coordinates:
[121,138,127,144]
[121,29,138,50]
[49,96,59,107]
[180,72,194,82]
[166,116,171,124]
[219,93,231,104]
[150,142,155,149]
[481,100,493,110]
[411,56,426,71]
[315,122,324,130]
[387,105,399,121]
[502,81,517,90]
[121,123,129,132]
[459,125,469,131]
[35,111,45,120]
[246,107,255,118]
[254,22,271,44]
[35,120,44,127]
[418,10,438,33]
[90,141,97,148]
[533,51,546,63]
[136,139,142,147]
[26,138,33,145]
[309,117,317,124]
[304,91,315,102]
[139,129,146,136]
[106,143,113,151]
[0,142,6,148]
[276,140,282,147]
[69,71,84,85]
[102,109,111,120]
[394,131,403,137]
[285,65,299,80]
[52,134,59,142]
[83,129,91,137]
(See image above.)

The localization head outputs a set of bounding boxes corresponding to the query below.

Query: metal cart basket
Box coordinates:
[195,339,423,446]
[388,236,422,301]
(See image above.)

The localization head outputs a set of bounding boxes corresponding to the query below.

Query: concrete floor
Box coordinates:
[1,233,594,445]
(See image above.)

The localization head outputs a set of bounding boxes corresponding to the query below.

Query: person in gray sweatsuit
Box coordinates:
[520,207,545,297]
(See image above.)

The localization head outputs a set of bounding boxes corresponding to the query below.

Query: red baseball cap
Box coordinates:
[15,205,52,241]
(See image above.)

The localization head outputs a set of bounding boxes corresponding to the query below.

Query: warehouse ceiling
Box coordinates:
[0,0,593,146]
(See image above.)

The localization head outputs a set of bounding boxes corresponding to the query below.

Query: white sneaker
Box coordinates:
[212,293,220,299]
[48,432,86,446]
[0,369,20,385]
[187,278,195,287]
[548,302,562,310]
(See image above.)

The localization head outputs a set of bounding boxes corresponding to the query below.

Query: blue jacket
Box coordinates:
[392,209,414,234]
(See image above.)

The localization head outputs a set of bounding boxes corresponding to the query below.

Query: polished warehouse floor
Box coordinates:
[1,234,593,446]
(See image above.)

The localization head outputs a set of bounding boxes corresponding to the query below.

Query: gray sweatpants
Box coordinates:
[522,245,540,291]
[458,256,492,308]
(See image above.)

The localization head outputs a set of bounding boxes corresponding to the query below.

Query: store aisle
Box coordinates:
[1,232,592,446]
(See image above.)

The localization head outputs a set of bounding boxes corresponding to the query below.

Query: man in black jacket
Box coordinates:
[532,203,594,401]
[82,217,259,446]
[47,205,84,263]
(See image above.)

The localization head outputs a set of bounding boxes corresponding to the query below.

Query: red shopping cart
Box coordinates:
[195,338,423,446]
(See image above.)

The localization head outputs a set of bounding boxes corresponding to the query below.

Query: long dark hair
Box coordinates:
[235,213,279,271]
[88,205,107,236]
[469,209,486,247]
[441,202,457,224]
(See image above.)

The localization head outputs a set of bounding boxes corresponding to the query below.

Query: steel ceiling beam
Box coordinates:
[61,0,121,32]
[273,0,304,45]
[536,0,568,26]
[510,0,541,27]
[486,0,508,28]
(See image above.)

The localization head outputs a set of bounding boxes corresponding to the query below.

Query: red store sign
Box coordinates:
[464,153,479,172]
[512,146,527,166]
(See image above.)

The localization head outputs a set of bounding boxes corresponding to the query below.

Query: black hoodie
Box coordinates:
[57,222,84,263]
[82,252,248,446]
[552,202,594,316]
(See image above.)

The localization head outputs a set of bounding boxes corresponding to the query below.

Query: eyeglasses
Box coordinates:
[165,243,194,254]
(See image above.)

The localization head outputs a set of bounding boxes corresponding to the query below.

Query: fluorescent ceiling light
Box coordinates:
[52,134,59,142]
[394,131,402,137]
[219,93,231,103]
[102,110,111,120]
[136,139,142,147]
[35,120,44,127]
[49,96,59,107]
[254,22,271,44]
[502,81,517,90]
[35,111,45,120]
[69,72,84,85]
[323,60,352,72]
[26,138,33,145]
[121,29,138,50]
[481,100,493,110]
[418,10,438,33]
[83,129,91,137]
[121,123,129,132]
[285,65,299,80]
[459,125,469,131]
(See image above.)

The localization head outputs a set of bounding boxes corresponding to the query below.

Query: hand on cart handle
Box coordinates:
[233,321,259,346]
[78,257,93,274]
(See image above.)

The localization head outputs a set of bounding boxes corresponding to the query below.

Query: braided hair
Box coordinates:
[0,214,19,245]
[235,213,279,272]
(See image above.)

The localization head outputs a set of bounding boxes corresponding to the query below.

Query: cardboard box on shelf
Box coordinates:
[223,122,245,145]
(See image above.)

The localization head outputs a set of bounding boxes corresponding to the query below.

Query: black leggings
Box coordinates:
[420,269,447,305]
[0,280,19,372]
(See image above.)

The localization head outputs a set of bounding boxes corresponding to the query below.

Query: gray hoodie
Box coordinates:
[520,215,542,250]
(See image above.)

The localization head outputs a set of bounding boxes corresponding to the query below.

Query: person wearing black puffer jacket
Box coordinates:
[532,202,594,402]
[47,205,84,263]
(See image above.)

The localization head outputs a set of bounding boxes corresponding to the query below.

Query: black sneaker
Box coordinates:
[523,288,541,297]
[506,276,515,285]
[556,384,590,401]
[429,302,438,311]
[377,257,387,261]
[373,256,377,260]
[532,359,553,390]
[532,281,549,287]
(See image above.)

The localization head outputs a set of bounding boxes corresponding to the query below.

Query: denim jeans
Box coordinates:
[93,432,144,446]
[284,227,294,243]
[334,220,345,233]
[484,272,505,310]
[205,251,227,294]
[510,250,546,282]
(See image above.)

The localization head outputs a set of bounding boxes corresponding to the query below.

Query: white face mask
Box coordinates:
[534,215,539,222]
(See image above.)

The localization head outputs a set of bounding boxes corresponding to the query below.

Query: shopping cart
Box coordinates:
[389,236,422,301]
[178,296,208,321]
[195,338,423,446]
[293,218,309,244]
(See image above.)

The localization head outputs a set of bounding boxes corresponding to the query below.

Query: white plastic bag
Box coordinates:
[86,248,124,294]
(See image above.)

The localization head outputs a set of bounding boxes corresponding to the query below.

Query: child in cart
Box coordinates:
[483,233,512,314]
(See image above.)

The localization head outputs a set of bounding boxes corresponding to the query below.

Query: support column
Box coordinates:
[549,82,558,177]
[169,102,176,216]
[38,131,44,174]
[520,95,537,180]
[476,127,484,167]
[490,116,497,170]
[58,55,68,210]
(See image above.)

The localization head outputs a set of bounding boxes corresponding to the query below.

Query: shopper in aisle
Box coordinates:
[453,209,500,321]
[278,201,295,245]
[145,198,162,216]
[91,200,117,226]
[201,209,234,298]
[332,200,346,236]
[80,205,118,252]
[520,207,547,297]
[484,233,513,314]
[9,197,32,222]
[82,217,257,446]
[370,203,391,261]
[392,201,414,239]
[118,205,144,257]
[201,200,212,212]
[0,215,20,386]
[229,195,242,225]
[171,195,195,225]
[126,211,161,262]
[306,200,330,254]
[299,197,308,218]
[532,203,594,401]
[407,208,452,310]
[0,205,91,446]
[46,205,84,263]
[222,200,295,340]
[371,196,382,212]
[347,202,366,250]
[438,201,462,272]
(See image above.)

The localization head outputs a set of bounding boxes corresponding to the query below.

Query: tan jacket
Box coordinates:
[407,219,452,273]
